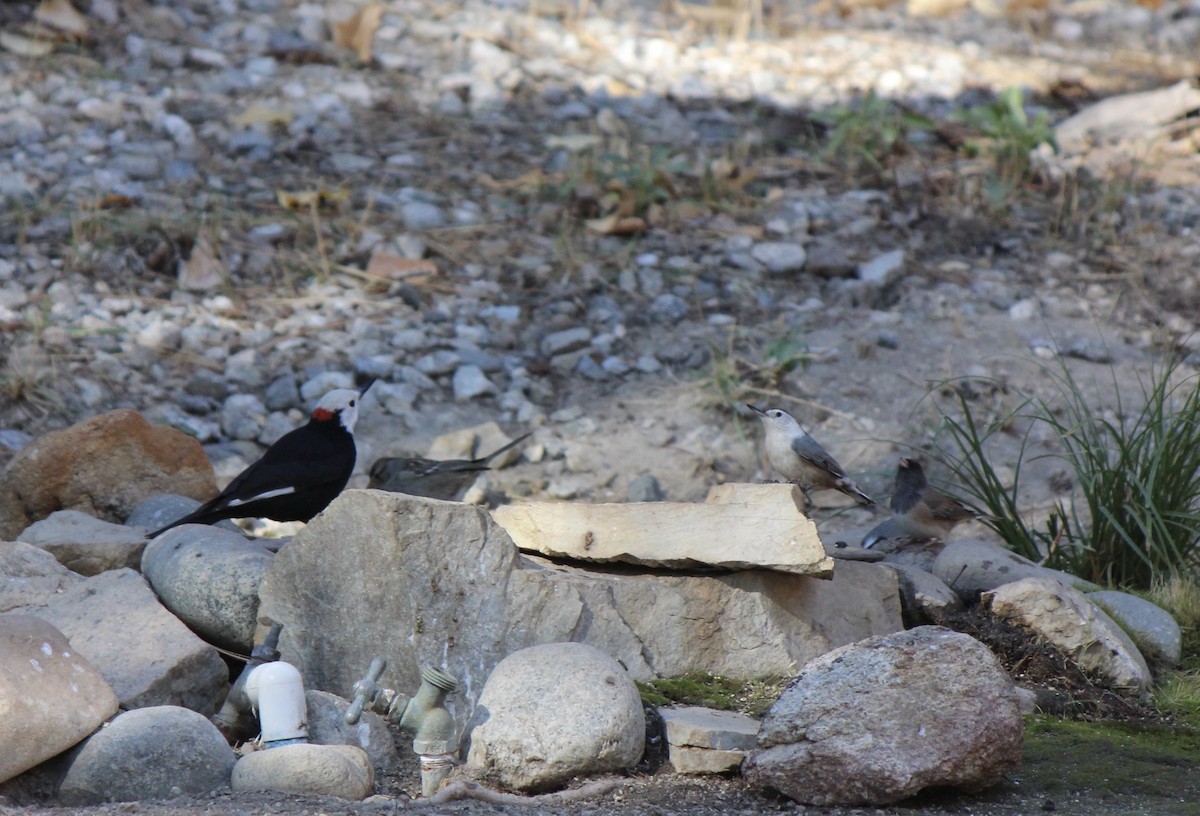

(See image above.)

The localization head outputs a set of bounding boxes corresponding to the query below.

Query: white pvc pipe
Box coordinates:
[245,661,308,747]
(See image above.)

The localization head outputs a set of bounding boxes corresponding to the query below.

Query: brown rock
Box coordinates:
[0,409,216,539]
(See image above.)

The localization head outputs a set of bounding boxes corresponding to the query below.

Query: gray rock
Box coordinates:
[659,706,759,773]
[750,242,807,274]
[541,327,592,357]
[883,562,964,625]
[20,568,227,712]
[265,373,301,411]
[0,542,83,612]
[985,577,1152,692]
[466,643,644,791]
[744,626,1023,806]
[1088,589,1181,667]
[932,539,1098,601]
[649,293,690,324]
[125,495,239,535]
[141,525,274,652]
[231,743,372,800]
[258,490,903,723]
[857,249,905,285]
[401,201,446,230]
[58,706,236,804]
[299,372,354,402]
[305,690,398,777]
[627,473,665,502]
[220,393,268,441]
[452,364,497,400]
[0,615,119,785]
[17,510,145,576]
[415,350,461,376]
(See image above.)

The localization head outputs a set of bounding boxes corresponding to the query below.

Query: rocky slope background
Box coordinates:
[5,0,1200,812]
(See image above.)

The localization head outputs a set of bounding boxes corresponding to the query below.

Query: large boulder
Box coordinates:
[465,642,644,791]
[984,577,1152,692]
[0,409,216,539]
[0,615,119,784]
[19,568,228,712]
[744,626,1023,806]
[57,705,236,804]
[258,490,903,720]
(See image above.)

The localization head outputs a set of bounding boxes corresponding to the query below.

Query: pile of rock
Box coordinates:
[0,406,1184,808]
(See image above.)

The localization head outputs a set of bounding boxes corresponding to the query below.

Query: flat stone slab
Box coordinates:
[659,706,760,751]
[493,482,832,576]
[667,745,746,774]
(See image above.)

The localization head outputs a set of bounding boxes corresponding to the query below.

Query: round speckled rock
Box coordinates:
[466,642,644,792]
[231,743,373,800]
[140,525,273,652]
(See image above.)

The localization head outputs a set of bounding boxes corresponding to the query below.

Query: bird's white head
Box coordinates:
[747,404,805,437]
[311,380,374,433]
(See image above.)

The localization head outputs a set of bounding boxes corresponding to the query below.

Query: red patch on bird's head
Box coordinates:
[312,407,335,422]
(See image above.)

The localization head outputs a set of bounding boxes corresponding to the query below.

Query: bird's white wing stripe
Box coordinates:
[227,486,296,506]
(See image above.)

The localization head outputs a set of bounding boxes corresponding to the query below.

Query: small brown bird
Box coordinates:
[368,432,530,502]
[863,457,979,547]
[747,404,873,506]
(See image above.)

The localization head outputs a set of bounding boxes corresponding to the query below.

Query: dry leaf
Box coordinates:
[585,214,646,236]
[34,0,88,37]
[0,31,54,57]
[177,235,226,292]
[333,2,384,63]
[365,250,438,283]
[233,105,293,129]
[276,188,349,211]
[478,168,545,192]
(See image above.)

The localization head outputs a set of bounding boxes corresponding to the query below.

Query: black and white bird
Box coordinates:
[368,432,530,502]
[747,404,873,506]
[149,381,373,537]
[863,457,980,548]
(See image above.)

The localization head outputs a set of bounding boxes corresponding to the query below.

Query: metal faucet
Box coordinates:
[346,657,459,796]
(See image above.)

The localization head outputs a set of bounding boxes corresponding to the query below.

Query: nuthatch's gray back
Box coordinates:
[748,404,873,506]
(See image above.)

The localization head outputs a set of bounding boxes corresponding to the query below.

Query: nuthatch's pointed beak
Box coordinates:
[746,403,765,415]
[357,378,377,397]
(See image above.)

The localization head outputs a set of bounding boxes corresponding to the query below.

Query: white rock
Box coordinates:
[984,577,1152,692]
[231,743,373,800]
[493,483,832,575]
[0,615,119,784]
[452,364,497,401]
[750,242,807,274]
[466,643,644,791]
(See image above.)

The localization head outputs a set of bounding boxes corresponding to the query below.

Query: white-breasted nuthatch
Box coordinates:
[748,404,873,506]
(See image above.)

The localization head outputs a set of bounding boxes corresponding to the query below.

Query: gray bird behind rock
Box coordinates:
[747,404,873,506]
[368,432,531,502]
[863,456,981,547]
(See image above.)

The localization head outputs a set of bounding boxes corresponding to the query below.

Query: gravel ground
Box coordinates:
[4,0,1200,811]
